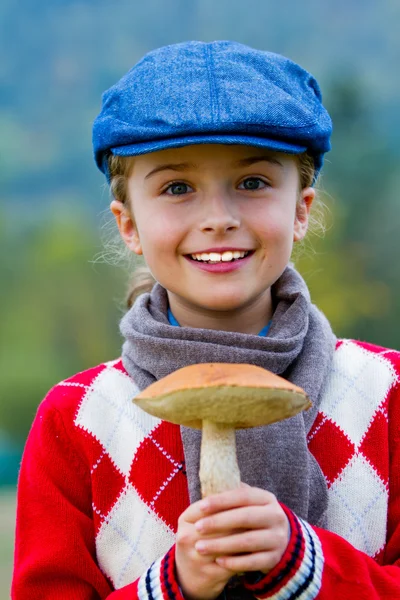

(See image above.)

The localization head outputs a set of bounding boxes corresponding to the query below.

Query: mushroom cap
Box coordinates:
[134,363,311,429]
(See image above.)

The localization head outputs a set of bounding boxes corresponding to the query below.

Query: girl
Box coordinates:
[12,41,400,599]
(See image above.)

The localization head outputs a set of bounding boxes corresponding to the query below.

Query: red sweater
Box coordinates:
[12,339,400,599]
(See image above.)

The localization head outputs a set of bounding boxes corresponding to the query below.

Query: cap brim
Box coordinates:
[110,134,307,159]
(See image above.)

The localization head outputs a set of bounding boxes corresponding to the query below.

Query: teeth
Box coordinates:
[191,250,249,262]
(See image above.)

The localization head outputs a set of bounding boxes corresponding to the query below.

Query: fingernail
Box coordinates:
[197,499,209,511]
[195,519,205,532]
[195,541,207,553]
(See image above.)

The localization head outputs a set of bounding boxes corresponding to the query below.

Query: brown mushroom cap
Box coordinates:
[134,363,311,429]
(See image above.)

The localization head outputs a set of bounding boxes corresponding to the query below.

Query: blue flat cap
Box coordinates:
[93,41,332,179]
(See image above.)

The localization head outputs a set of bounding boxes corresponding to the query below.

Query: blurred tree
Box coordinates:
[296,75,399,348]
[0,207,125,442]
[1,0,400,447]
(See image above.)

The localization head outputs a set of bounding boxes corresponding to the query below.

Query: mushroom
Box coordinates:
[134,363,311,497]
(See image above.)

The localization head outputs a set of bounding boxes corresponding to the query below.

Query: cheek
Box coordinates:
[136,208,184,260]
[251,208,296,246]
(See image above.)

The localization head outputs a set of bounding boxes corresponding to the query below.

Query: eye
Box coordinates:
[164,181,193,195]
[238,177,268,191]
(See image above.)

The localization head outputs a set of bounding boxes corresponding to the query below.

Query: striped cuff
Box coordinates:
[243,506,324,599]
[137,545,184,600]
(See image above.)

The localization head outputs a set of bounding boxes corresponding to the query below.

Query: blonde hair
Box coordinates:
[107,151,325,308]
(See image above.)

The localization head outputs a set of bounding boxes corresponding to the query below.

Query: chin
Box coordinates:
[192,294,250,313]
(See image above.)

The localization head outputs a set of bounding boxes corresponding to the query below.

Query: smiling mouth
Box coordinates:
[188,250,253,264]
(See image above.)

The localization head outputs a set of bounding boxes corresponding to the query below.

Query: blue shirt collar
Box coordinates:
[167,308,271,337]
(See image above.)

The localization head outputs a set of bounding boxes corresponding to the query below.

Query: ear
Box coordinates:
[293,187,315,242]
[110,200,143,255]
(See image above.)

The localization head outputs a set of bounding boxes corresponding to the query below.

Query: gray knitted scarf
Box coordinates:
[120,265,336,527]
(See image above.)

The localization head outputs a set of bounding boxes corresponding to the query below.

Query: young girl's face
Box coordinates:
[113,144,314,330]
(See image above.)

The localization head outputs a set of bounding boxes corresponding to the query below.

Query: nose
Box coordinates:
[199,193,240,234]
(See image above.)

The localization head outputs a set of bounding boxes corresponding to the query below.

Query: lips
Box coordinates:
[184,250,255,273]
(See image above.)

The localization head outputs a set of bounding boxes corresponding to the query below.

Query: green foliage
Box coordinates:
[296,205,392,338]
[0,207,125,441]
[318,76,400,349]
[1,0,400,446]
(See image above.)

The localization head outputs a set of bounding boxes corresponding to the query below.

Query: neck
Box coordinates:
[166,289,273,334]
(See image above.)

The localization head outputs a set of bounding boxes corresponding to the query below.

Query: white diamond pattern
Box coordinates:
[327,454,387,557]
[96,484,175,589]
[321,341,396,448]
[75,364,160,475]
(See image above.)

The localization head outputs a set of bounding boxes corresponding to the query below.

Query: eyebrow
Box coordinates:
[233,155,283,168]
[144,154,283,180]
[145,162,197,179]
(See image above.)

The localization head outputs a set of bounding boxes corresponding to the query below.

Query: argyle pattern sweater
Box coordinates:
[12,339,400,599]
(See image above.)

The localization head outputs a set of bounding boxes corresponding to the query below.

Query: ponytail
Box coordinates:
[125,266,156,309]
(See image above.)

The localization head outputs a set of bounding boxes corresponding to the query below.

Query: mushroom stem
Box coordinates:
[200,420,241,497]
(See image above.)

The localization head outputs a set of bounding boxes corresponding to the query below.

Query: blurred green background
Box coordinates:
[1,0,399,597]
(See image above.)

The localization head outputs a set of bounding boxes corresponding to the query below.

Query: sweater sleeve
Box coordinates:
[12,396,184,600]
[242,505,400,599]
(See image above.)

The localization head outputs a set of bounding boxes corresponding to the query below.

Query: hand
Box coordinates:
[175,498,235,600]
[191,485,290,575]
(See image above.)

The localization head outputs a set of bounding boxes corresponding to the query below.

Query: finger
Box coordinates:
[197,487,275,517]
[195,529,279,556]
[195,505,277,534]
[181,497,216,524]
[215,550,281,573]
